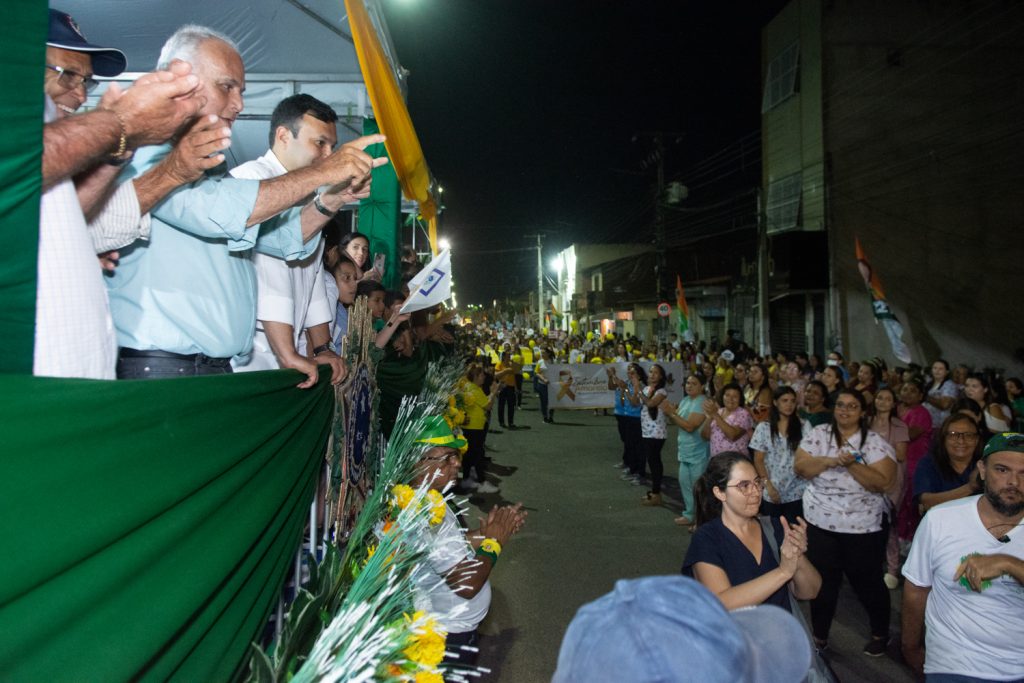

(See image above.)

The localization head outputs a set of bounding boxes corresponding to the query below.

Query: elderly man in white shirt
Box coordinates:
[230,94,354,387]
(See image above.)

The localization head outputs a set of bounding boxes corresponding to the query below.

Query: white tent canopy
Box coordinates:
[58,0,406,168]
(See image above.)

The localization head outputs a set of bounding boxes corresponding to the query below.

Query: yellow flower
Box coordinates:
[391,484,415,511]
[414,670,444,683]
[363,544,377,567]
[403,611,448,667]
[426,489,446,526]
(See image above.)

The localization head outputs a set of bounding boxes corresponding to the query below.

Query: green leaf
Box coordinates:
[246,642,276,683]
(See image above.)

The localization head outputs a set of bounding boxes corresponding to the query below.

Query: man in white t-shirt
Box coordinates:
[902,432,1024,682]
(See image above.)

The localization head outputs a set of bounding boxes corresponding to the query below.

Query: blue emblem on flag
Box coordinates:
[418,268,446,296]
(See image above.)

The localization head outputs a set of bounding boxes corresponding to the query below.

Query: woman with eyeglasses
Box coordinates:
[913,413,984,514]
[683,451,821,611]
[794,388,896,657]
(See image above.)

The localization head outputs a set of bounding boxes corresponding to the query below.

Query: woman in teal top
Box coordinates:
[662,372,710,528]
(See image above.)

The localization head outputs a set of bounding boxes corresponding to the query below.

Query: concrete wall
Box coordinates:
[822,0,1024,374]
[762,0,827,234]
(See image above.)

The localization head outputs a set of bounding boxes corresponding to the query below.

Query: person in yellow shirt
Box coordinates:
[461,364,501,493]
[495,351,521,429]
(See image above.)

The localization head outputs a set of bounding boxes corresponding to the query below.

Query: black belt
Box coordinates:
[118,348,232,366]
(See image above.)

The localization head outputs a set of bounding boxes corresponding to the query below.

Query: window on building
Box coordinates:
[592,272,603,292]
[762,42,800,112]
[766,172,802,232]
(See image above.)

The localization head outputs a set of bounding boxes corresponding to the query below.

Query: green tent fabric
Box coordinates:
[0,368,334,680]
[359,117,402,290]
[0,2,45,373]
[0,5,339,678]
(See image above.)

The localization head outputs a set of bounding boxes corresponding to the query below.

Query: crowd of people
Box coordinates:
[453,322,1022,681]
[31,8,1022,681]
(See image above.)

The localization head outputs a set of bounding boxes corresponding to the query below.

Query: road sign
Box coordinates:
[657,302,671,318]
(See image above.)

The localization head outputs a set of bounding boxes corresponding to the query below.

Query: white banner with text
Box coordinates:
[546,362,686,410]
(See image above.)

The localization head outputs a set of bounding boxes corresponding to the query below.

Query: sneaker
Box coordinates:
[674,515,692,526]
[632,476,649,486]
[863,636,888,657]
[883,572,899,590]
[476,481,500,494]
[461,477,479,490]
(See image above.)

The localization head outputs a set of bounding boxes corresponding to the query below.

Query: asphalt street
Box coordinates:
[460,391,916,683]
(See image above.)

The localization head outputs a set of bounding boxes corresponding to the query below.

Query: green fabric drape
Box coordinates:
[359,118,402,290]
[0,2,45,373]
[0,368,334,680]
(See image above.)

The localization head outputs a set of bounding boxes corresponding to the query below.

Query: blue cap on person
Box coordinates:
[47,8,127,77]
[552,576,811,683]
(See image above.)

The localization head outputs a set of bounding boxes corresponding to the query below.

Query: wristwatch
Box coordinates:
[313,191,337,217]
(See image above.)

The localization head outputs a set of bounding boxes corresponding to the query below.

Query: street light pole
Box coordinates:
[535,234,544,331]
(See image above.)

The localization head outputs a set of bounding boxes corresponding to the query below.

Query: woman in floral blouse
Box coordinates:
[794,388,896,658]
[750,386,808,523]
[702,383,754,457]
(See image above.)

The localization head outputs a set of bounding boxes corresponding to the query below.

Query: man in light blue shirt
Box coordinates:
[107,25,386,378]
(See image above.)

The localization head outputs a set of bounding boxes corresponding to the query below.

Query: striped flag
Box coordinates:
[675,274,693,342]
[855,238,911,363]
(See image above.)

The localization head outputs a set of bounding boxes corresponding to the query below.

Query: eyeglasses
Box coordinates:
[726,477,766,495]
[45,64,99,93]
[423,451,459,465]
[945,430,980,442]
[834,401,861,412]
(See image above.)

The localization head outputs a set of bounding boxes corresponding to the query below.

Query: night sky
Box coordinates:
[380,1,789,304]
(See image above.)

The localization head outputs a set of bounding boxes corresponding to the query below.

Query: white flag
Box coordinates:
[399,248,452,314]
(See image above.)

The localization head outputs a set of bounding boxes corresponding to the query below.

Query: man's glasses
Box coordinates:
[45,64,99,93]
[423,451,459,465]
[726,477,766,495]
[945,430,980,442]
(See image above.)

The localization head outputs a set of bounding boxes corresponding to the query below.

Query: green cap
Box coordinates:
[982,432,1024,459]
[415,415,467,450]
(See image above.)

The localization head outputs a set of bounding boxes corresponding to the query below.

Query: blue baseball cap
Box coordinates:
[47,9,127,77]
[552,576,811,683]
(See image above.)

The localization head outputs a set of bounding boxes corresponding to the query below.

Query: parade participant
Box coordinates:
[662,372,710,527]
[535,347,554,423]
[901,433,1024,682]
[744,363,773,423]
[870,386,911,589]
[410,417,527,667]
[230,94,347,388]
[923,359,959,429]
[684,451,820,611]
[964,373,1013,434]
[821,366,844,409]
[328,253,359,351]
[339,231,378,280]
[460,365,502,493]
[751,386,808,523]
[702,383,754,457]
[494,351,520,429]
[897,379,933,543]
[794,388,896,657]
[799,380,831,427]
[914,414,984,513]
[636,364,668,506]
[107,25,388,379]
[607,363,645,476]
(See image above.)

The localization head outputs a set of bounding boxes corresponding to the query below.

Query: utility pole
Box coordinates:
[525,233,544,331]
[535,234,544,331]
[634,131,683,341]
